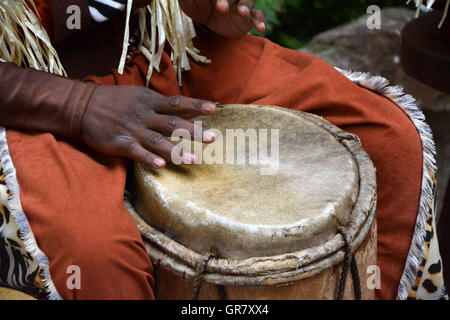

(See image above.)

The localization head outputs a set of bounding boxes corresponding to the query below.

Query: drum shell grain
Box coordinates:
[151,220,377,300]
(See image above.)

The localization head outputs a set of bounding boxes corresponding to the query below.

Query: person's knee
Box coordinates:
[348,95,425,300]
[45,208,155,300]
[51,235,155,299]
[351,93,423,173]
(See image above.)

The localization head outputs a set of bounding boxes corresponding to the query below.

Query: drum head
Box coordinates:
[132,105,360,259]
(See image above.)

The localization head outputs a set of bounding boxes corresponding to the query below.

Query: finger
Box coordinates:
[150,114,217,143]
[156,95,216,115]
[251,9,266,33]
[215,0,229,13]
[124,141,166,169]
[136,129,197,164]
[237,0,254,19]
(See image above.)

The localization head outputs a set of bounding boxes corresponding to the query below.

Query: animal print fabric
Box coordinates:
[407,187,447,300]
[0,162,46,298]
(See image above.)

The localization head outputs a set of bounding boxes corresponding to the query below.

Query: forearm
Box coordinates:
[0,62,97,140]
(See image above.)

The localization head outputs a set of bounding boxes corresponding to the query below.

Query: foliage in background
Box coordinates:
[253,0,412,49]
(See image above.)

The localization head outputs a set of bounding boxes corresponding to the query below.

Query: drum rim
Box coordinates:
[126,105,377,285]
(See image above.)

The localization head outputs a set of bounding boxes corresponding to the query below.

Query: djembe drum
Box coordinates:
[126,104,377,300]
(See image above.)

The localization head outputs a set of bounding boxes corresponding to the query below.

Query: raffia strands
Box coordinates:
[118,0,211,86]
[0,0,64,300]
[0,0,66,76]
[406,0,450,28]
[440,0,450,28]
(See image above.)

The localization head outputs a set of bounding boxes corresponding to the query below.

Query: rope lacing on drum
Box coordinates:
[336,227,362,300]
[192,251,227,300]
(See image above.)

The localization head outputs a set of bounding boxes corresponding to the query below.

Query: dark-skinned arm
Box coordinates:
[0,62,217,169]
[0,62,97,141]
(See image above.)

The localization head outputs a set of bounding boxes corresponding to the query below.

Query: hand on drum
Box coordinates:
[81,86,217,169]
[179,0,266,37]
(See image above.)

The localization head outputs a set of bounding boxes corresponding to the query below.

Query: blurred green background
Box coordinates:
[253,0,412,49]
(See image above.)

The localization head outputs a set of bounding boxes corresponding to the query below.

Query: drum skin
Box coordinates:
[129,104,377,300]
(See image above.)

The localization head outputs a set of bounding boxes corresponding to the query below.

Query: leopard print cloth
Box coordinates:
[0,128,60,299]
[407,188,447,299]
[0,163,46,298]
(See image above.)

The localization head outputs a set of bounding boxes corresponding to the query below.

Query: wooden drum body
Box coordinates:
[128,105,377,300]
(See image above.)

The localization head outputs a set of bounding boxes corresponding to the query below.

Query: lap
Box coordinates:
[5,130,154,299]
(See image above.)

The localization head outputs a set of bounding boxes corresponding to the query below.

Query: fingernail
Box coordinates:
[239,5,249,16]
[203,130,216,143]
[203,102,216,113]
[218,0,228,10]
[153,158,165,168]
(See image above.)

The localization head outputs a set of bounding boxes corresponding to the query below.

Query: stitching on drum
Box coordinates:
[192,252,216,300]
[336,227,362,300]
